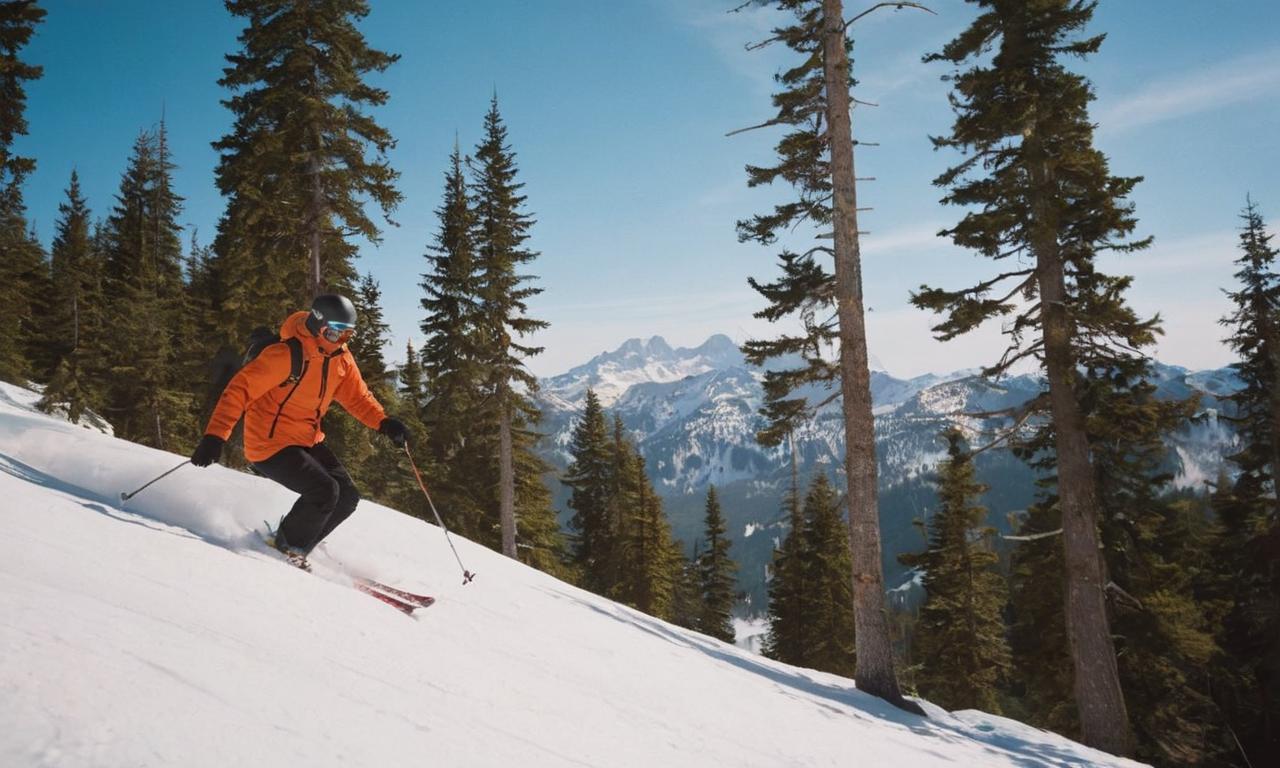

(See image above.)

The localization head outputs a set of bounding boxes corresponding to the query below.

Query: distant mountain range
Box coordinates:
[533,335,1241,613]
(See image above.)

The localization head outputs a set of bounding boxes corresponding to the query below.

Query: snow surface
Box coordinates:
[0,381,1146,767]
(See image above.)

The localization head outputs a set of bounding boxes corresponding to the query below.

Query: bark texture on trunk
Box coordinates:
[309,136,324,299]
[1029,156,1134,758]
[819,0,917,713]
[498,389,517,559]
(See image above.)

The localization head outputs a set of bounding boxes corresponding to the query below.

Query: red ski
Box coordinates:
[355,577,436,609]
[353,582,419,614]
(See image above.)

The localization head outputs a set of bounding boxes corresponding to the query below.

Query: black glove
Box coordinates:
[379,417,410,448]
[190,435,224,467]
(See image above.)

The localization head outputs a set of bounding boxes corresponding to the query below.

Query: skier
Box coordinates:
[189,294,410,563]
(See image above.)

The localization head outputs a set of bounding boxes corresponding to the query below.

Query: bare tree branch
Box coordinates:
[1003,528,1062,542]
[844,2,937,31]
[726,117,788,138]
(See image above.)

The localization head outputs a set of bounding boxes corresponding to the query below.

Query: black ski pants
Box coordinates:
[254,442,359,553]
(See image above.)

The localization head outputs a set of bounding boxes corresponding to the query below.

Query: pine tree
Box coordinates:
[1213,199,1280,765]
[469,95,549,559]
[0,0,46,383]
[332,273,400,504]
[670,546,705,632]
[912,2,1161,753]
[764,436,808,663]
[622,455,679,621]
[798,473,858,678]
[419,142,487,540]
[97,125,196,449]
[1006,357,1224,764]
[697,485,738,643]
[736,0,923,711]
[398,339,426,417]
[899,430,1009,713]
[1221,199,1280,503]
[38,171,101,420]
[564,389,614,592]
[212,0,401,346]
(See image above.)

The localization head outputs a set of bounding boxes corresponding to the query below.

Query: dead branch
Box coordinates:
[1003,528,1062,542]
[844,2,937,31]
[726,117,788,138]
[1106,580,1145,611]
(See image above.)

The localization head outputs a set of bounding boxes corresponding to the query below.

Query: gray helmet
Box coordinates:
[305,293,358,337]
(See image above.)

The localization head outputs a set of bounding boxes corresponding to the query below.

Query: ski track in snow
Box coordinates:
[0,382,1146,767]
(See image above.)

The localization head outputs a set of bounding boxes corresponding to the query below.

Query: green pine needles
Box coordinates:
[900,430,1010,713]
[765,473,856,677]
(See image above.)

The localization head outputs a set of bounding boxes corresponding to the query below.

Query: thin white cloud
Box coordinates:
[862,222,949,254]
[1096,47,1280,134]
[663,0,790,97]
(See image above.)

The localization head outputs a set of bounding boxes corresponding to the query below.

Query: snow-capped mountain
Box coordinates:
[534,335,1241,610]
[539,334,746,411]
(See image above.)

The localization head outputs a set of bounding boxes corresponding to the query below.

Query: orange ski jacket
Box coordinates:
[204,311,387,463]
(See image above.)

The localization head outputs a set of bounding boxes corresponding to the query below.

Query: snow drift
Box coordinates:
[0,382,1144,767]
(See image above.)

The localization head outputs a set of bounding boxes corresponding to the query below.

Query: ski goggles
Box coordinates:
[321,320,355,343]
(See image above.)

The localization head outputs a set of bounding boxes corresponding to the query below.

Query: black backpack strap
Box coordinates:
[283,337,304,385]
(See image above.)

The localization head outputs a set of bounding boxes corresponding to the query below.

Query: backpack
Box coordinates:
[207,327,305,409]
[242,326,305,386]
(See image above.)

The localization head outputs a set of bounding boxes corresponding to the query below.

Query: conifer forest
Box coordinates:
[3,1,1278,765]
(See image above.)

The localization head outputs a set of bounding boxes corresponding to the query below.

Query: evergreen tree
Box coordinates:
[1213,199,1280,765]
[737,0,922,711]
[419,143,487,540]
[513,440,571,580]
[469,95,549,558]
[798,473,858,678]
[697,485,738,643]
[899,430,1009,713]
[912,1,1160,753]
[38,171,101,421]
[330,273,399,504]
[398,339,426,417]
[212,0,401,346]
[1221,199,1280,502]
[564,389,614,592]
[764,436,808,663]
[621,455,679,621]
[670,546,705,632]
[97,125,196,449]
[1007,358,1225,764]
[1006,496,1073,733]
[0,0,46,382]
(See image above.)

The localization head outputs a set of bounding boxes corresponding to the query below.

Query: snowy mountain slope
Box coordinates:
[0,382,1146,767]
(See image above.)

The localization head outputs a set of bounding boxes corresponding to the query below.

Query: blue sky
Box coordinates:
[16,0,1280,378]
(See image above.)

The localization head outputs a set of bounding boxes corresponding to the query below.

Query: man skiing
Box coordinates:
[189,294,410,563]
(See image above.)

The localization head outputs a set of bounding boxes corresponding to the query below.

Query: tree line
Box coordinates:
[740,0,1278,765]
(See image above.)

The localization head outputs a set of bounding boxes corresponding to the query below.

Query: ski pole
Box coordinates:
[404,443,476,585]
[120,460,189,503]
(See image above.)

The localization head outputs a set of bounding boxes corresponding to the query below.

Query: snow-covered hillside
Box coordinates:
[0,381,1144,767]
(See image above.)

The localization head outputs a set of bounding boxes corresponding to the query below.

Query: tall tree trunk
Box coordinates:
[1029,156,1134,757]
[309,120,324,298]
[498,386,517,558]
[820,0,916,713]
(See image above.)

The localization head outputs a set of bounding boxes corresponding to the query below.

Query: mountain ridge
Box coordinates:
[534,334,1240,610]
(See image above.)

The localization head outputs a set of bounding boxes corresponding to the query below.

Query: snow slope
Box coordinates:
[0,382,1144,767]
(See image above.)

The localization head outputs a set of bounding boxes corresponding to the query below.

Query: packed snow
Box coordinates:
[0,381,1145,767]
